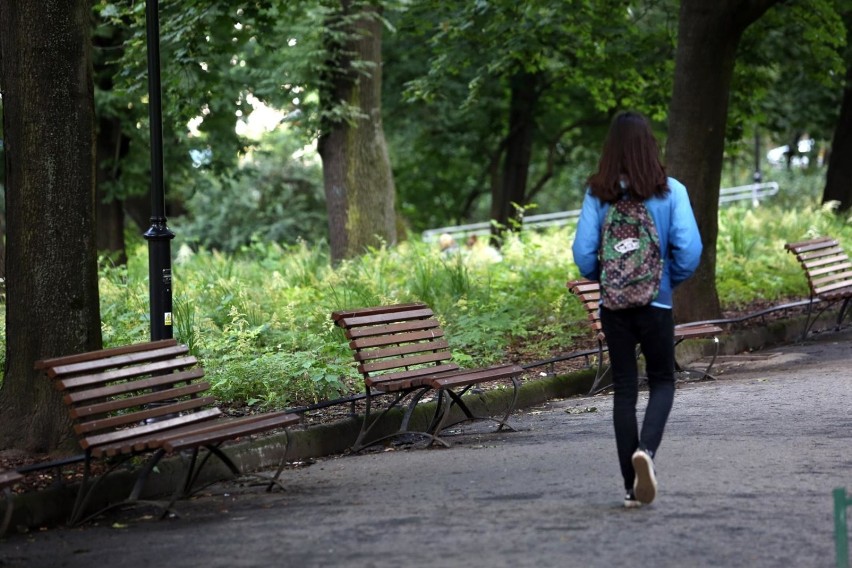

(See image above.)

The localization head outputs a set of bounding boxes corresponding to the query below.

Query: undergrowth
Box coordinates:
[5,171,851,410]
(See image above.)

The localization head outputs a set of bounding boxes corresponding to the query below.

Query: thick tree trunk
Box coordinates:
[319,2,396,263]
[666,0,779,323]
[823,61,852,212]
[490,71,538,241]
[0,0,102,453]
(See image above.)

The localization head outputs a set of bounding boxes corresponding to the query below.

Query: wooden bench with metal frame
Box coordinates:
[567,279,722,394]
[784,236,852,340]
[0,470,23,537]
[332,303,525,451]
[34,339,301,525]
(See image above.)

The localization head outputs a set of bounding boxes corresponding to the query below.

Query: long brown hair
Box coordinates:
[587,111,669,203]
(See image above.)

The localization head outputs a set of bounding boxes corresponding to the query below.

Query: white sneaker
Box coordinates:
[632,450,657,504]
[623,489,643,509]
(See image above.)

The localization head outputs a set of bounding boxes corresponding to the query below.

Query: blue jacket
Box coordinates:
[571,177,702,309]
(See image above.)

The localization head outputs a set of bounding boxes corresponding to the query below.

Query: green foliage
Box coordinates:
[382,0,680,229]
[175,130,327,252]
[2,170,850,402]
[716,179,852,307]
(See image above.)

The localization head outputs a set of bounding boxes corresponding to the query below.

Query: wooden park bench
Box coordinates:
[0,470,23,537]
[785,236,852,339]
[332,303,525,451]
[34,339,300,525]
[567,279,723,394]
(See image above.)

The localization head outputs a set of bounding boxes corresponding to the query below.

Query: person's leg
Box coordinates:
[636,306,676,456]
[600,307,641,490]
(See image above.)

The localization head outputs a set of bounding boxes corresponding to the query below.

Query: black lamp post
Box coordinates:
[143,0,174,341]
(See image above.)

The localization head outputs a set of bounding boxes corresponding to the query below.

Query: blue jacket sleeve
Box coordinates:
[572,190,604,281]
[667,182,703,287]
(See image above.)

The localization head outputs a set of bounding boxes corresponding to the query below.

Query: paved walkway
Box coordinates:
[1,328,850,567]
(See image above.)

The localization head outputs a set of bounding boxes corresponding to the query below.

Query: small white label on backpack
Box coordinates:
[614,238,640,254]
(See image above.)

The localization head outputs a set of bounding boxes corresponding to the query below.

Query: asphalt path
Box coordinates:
[2,328,850,568]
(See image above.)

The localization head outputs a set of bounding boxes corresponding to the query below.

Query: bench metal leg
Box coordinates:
[427,375,521,444]
[587,340,611,395]
[837,297,850,330]
[350,386,445,452]
[266,430,292,493]
[675,336,720,382]
[69,450,171,526]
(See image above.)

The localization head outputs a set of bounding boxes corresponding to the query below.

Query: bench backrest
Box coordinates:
[331,303,461,390]
[785,236,852,299]
[35,339,220,455]
[566,279,605,341]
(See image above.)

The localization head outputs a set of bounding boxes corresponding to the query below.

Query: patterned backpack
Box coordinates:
[599,198,662,309]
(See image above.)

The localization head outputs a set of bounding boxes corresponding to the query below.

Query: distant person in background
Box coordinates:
[571,111,702,508]
[438,233,459,256]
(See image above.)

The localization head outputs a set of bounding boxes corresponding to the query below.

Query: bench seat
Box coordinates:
[332,303,524,450]
[567,279,723,394]
[35,339,300,525]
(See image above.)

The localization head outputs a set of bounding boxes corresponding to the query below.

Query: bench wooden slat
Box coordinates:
[785,237,838,254]
[64,368,206,405]
[70,381,210,419]
[162,412,301,453]
[360,351,453,374]
[93,416,241,457]
[345,318,442,340]
[331,303,428,322]
[45,344,190,378]
[425,364,523,388]
[349,329,446,350]
[354,339,451,362]
[80,408,223,450]
[675,324,723,339]
[34,339,179,370]
[808,261,852,277]
[814,276,852,296]
[55,356,198,390]
[338,308,434,329]
[364,363,459,388]
[799,248,846,262]
[74,396,216,435]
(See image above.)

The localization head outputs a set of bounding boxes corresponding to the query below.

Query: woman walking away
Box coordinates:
[571,111,702,508]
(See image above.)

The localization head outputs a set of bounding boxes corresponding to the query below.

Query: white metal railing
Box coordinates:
[718,181,779,206]
[422,182,780,242]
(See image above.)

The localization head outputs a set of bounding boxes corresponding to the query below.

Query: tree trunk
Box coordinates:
[0,0,102,453]
[823,59,852,212]
[318,1,396,263]
[666,0,779,323]
[97,116,128,265]
[490,71,538,241]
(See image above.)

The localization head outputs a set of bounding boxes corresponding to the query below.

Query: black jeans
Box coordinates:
[600,305,675,491]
